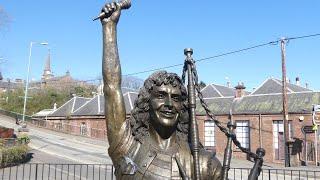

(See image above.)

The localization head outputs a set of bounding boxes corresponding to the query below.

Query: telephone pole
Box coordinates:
[280,38,290,167]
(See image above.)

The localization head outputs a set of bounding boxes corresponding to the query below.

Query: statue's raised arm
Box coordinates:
[100,1,131,147]
[98,2,222,179]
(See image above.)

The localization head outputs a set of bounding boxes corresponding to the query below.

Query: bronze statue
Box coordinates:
[99,1,222,179]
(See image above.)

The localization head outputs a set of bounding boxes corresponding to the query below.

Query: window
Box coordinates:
[80,122,87,136]
[235,120,250,149]
[204,120,215,147]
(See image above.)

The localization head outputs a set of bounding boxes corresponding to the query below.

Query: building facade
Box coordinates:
[32,78,320,165]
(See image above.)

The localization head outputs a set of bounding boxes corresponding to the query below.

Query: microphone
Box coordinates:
[93,0,131,21]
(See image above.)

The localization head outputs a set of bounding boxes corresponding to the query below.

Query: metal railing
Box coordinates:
[230,168,320,180]
[1,164,320,180]
[0,164,114,180]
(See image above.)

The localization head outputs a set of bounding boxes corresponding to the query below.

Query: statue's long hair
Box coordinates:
[129,71,189,142]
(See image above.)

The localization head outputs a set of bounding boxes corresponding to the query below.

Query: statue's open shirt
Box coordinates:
[107,120,222,179]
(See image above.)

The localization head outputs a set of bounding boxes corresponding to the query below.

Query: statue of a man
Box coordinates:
[100,2,222,179]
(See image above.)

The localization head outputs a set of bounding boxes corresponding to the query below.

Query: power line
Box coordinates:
[21,33,320,85]
[124,41,276,76]
[286,33,320,41]
[124,33,320,76]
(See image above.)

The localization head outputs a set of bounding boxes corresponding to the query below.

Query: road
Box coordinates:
[0,114,112,164]
[0,115,115,179]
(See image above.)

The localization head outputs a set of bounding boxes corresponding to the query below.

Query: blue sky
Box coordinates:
[1,0,320,91]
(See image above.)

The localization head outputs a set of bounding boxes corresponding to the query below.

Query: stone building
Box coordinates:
[0,79,24,93]
[32,88,138,139]
[32,77,320,165]
[196,78,319,165]
[28,49,92,90]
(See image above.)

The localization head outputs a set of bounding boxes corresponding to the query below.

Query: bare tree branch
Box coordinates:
[0,5,11,31]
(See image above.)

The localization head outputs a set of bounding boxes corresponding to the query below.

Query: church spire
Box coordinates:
[44,49,51,71]
[42,49,54,80]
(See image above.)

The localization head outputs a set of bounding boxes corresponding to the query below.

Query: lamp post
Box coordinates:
[22,42,48,125]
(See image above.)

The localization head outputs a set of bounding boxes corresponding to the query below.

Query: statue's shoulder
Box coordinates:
[108,120,135,162]
[199,148,222,180]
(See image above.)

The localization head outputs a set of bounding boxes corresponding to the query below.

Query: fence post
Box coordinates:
[35,164,38,180]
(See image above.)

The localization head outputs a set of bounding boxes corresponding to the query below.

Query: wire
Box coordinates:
[14,33,320,87]
[195,41,278,63]
[285,33,320,41]
[124,41,278,76]
[124,33,320,76]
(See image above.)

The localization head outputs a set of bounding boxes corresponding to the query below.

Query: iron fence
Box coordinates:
[1,164,320,180]
[0,164,115,180]
[230,167,320,180]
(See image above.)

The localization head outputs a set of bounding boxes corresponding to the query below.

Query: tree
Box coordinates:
[0,85,96,116]
[0,6,11,31]
[0,6,11,65]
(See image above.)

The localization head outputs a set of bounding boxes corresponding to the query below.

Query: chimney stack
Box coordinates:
[235,82,246,98]
[227,81,231,88]
[295,77,300,86]
[225,77,231,88]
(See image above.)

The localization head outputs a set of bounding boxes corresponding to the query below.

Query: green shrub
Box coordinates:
[17,135,30,144]
[0,145,29,167]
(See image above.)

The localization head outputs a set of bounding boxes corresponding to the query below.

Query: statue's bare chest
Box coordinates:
[115,139,189,180]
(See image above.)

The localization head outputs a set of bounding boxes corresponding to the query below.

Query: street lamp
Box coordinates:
[22,42,49,125]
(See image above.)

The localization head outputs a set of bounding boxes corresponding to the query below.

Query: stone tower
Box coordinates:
[42,49,54,80]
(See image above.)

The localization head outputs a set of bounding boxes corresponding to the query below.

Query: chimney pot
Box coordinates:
[235,82,246,98]
[295,77,300,86]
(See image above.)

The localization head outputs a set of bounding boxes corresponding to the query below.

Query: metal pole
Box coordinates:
[312,106,318,166]
[304,131,308,166]
[22,42,48,124]
[280,38,290,167]
[22,42,34,124]
[259,114,262,148]
[184,48,201,180]
[222,111,236,180]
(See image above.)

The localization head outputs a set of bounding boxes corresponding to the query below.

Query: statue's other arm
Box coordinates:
[101,3,126,145]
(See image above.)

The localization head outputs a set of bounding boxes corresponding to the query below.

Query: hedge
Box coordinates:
[0,144,29,168]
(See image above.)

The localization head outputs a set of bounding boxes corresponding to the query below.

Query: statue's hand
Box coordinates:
[100,2,121,25]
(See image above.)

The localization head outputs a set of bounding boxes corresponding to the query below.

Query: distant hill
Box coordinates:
[122,76,143,90]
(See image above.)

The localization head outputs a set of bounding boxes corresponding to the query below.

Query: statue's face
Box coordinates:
[149,84,183,133]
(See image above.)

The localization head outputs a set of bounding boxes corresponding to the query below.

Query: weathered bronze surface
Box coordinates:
[100,1,222,179]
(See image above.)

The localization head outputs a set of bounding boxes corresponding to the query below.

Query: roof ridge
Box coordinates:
[249,78,272,95]
[97,94,101,114]
[211,83,233,89]
[71,97,77,113]
[128,91,139,95]
[128,93,134,110]
[247,90,316,97]
[50,97,75,115]
[200,84,210,92]
[200,96,235,100]
[211,84,223,97]
[271,78,294,93]
[72,96,95,114]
